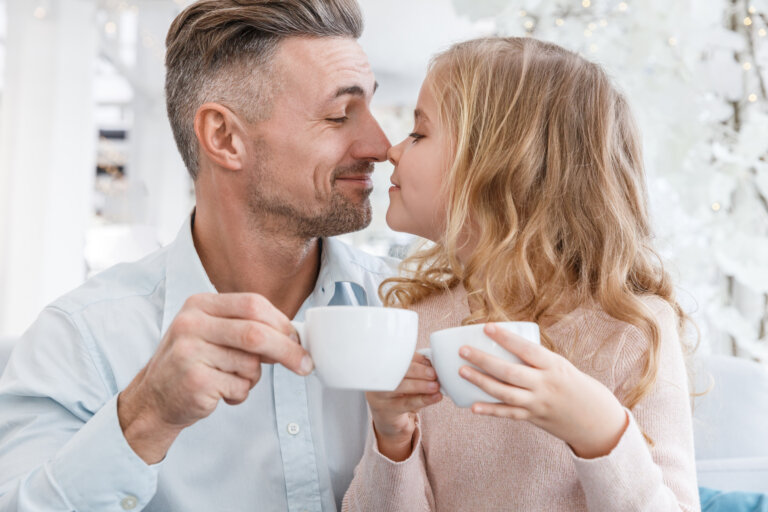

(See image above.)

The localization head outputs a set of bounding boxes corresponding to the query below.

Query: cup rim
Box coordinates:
[430,321,539,339]
[306,306,416,315]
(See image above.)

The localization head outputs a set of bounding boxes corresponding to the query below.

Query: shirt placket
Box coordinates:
[273,291,327,512]
[273,363,323,512]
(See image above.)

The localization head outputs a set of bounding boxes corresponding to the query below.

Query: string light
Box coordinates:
[600,19,608,27]
[759,28,767,37]
[618,2,629,12]
[744,17,753,26]
[743,62,752,71]
[748,5,756,14]
[524,20,534,29]
[712,203,721,212]
[590,43,599,53]
[668,37,678,46]
[33,6,46,19]
[588,22,597,30]
[584,29,593,37]
[519,10,527,17]
[582,0,591,8]
[105,21,117,34]
[748,93,758,102]
[555,18,565,26]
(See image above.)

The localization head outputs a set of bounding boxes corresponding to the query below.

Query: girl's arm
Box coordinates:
[459,300,699,511]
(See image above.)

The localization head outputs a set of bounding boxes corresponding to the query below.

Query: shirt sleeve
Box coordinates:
[571,301,701,512]
[342,416,434,512]
[0,307,159,512]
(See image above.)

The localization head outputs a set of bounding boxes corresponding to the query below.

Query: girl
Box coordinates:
[342,37,699,511]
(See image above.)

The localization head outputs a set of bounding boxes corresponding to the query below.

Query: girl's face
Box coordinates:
[386,76,451,242]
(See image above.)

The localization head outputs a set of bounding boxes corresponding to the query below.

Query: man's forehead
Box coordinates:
[276,36,376,95]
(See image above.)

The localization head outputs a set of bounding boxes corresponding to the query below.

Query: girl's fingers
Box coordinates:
[413,352,432,367]
[458,347,540,390]
[459,365,534,408]
[368,378,440,403]
[395,377,440,395]
[406,359,437,380]
[470,402,531,421]
[483,324,551,369]
[386,393,443,413]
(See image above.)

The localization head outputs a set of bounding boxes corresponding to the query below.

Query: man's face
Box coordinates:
[242,37,390,238]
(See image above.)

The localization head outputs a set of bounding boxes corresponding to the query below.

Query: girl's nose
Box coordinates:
[387,140,404,166]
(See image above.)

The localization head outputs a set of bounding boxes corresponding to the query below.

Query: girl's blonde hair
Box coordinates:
[381,37,690,412]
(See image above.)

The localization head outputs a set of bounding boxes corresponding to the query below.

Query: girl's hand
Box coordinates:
[458,323,629,459]
[366,353,442,461]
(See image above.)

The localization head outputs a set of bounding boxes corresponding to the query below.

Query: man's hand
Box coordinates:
[117,293,313,464]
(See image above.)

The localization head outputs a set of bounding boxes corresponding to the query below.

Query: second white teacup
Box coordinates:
[418,322,540,408]
[291,306,418,391]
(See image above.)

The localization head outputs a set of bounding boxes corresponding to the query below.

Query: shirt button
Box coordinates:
[287,422,300,435]
[121,496,138,510]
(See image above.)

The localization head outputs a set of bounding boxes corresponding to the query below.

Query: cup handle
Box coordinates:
[416,348,447,396]
[291,320,307,350]
[416,348,432,361]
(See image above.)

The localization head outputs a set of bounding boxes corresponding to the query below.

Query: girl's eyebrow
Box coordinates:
[414,108,431,123]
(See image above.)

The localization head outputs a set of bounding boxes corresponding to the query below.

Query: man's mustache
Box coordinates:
[332,162,375,183]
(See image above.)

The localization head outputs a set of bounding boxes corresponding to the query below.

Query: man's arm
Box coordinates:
[0,308,159,511]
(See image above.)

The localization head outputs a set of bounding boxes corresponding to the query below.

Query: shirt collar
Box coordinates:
[162,212,379,334]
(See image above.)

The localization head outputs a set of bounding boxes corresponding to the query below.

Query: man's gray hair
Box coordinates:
[165,0,364,179]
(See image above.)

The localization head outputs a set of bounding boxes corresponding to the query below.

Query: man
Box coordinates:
[0,1,394,510]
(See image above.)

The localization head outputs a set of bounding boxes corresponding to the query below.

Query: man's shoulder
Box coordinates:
[50,246,169,317]
[325,237,399,278]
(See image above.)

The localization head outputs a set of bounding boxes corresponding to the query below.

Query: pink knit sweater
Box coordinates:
[343,286,700,511]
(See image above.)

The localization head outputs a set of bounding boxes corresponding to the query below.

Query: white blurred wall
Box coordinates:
[0,0,97,336]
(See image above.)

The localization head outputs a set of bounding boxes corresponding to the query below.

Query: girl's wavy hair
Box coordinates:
[381,37,693,413]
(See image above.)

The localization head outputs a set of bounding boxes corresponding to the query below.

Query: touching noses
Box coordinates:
[352,111,391,162]
[387,141,403,167]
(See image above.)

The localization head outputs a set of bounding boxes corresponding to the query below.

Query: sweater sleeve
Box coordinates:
[342,416,434,512]
[571,300,700,512]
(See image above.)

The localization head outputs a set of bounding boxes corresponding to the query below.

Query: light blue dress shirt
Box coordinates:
[0,215,397,511]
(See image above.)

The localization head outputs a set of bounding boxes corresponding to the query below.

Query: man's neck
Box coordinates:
[191,206,322,320]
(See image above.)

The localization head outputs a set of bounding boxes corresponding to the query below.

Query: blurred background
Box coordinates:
[0,0,767,363]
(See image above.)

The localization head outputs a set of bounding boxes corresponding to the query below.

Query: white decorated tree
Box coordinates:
[448,0,768,359]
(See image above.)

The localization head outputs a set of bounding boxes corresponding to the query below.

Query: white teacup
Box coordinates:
[418,322,540,408]
[291,306,418,390]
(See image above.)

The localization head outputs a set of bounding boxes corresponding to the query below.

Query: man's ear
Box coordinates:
[193,102,248,171]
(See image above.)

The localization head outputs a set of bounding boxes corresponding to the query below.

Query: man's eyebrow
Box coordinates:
[331,81,379,100]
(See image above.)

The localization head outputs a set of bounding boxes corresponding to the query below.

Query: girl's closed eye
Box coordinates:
[408,132,425,142]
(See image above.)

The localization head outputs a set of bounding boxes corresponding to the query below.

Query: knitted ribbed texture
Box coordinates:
[343,285,700,512]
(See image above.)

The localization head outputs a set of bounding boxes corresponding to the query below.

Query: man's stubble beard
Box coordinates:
[245,145,373,239]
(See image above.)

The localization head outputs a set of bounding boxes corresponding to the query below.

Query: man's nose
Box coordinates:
[352,111,391,162]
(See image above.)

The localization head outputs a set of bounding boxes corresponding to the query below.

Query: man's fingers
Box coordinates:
[213,369,254,406]
[192,315,312,376]
[200,342,263,386]
[184,293,296,338]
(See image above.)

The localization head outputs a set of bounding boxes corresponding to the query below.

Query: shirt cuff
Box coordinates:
[48,394,160,512]
[369,417,424,465]
[571,408,662,507]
